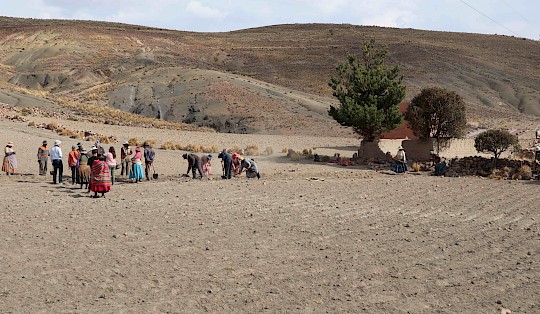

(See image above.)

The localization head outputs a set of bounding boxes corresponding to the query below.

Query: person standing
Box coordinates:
[129,147,144,183]
[182,153,204,179]
[143,142,155,180]
[90,153,112,198]
[68,144,80,185]
[391,145,408,173]
[104,146,117,185]
[37,140,49,176]
[94,140,105,155]
[120,141,132,176]
[77,148,91,190]
[218,151,233,179]
[50,140,63,184]
[2,141,18,175]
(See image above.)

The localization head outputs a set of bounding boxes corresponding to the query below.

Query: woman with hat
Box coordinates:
[129,146,144,183]
[2,141,18,175]
[77,147,91,190]
[391,145,408,173]
[37,140,49,176]
[120,141,132,177]
[90,151,112,198]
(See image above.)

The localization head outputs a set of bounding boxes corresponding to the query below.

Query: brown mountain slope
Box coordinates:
[0,17,539,135]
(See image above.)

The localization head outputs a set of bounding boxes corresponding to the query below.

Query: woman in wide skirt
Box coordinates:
[90,156,111,198]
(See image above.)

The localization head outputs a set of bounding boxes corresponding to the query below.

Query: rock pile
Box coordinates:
[446,156,536,180]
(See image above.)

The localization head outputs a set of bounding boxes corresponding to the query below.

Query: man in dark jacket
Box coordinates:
[143,142,156,180]
[218,151,233,179]
[182,153,204,179]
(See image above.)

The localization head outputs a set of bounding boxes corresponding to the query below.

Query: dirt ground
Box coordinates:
[0,119,539,313]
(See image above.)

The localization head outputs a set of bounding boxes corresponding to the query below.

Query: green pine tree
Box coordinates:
[328,40,405,142]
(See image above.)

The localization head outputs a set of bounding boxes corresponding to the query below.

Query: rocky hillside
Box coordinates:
[0,17,539,135]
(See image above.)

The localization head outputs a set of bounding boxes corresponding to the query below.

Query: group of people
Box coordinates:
[3,139,261,198]
[183,151,260,179]
[2,139,157,198]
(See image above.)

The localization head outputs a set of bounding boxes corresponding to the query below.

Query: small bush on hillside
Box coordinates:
[128,138,140,146]
[28,121,36,127]
[161,141,176,150]
[264,146,273,156]
[281,147,288,153]
[245,144,259,156]
[144,139,157,147]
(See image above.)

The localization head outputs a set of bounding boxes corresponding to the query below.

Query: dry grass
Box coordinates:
[161,141,176,150]
[144,139,157,147]
[245,144,259,156]
[264,146,273,156]
[281,147,288,153]
[128,138,140,146]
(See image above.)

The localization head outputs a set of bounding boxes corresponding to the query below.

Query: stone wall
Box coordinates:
[358,138,502,161]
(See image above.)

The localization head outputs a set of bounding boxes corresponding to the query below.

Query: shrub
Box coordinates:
[264,146,273,156]
[202,145,218,153]
[28,121,36,127]
[227,146,243,154]
[474,129,519,166]
[128,138,140,146]
[281,147,288,153]
[245,144,259,156]
[46,122,59,130]
[184,144,203,152]
[100,136,113,144]
[517,164,532,180]
[144,139,157,147]
[161,141,176,150]
[59,128,75,137]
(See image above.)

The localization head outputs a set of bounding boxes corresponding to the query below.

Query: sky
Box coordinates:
[1,0,539,40]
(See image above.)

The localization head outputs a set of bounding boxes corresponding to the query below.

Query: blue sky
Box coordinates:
[1,0,538,40]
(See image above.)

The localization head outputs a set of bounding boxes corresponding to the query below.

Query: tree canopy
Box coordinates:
[328,40,405,142]
[405,86,467,152]
[474,129,519,165]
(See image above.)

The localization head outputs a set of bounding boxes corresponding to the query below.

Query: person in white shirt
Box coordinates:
[391,145,408,173]
[50,140,63,184]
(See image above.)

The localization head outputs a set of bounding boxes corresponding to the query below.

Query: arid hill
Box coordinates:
[0,17,539,135]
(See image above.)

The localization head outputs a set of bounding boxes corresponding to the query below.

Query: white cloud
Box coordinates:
[185,1,227,20]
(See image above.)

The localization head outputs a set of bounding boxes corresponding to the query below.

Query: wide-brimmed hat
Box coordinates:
[398,145,404,150]
[123,141,129,145]
[42,140,48,145]
[54,140,61,145]
[7,141,13,146]
[72,144,77,149]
